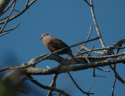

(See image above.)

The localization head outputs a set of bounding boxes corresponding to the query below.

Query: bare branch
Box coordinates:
[48,74,58,96]
[112,78,116,96]
[84,0,92,7]
[0,22,20,37]
[27,75,70,96]
[90,0,106,48]
[24,58,125,75]
[67,72,94,96]
[0,0,36,36]
[0,0,37,24]
[110,65,125,84]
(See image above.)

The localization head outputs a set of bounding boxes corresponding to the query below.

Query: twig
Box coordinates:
[0,0,15,19]
[48,74,58,96]
[86,83,94,95]
[96,68,110,72]
[27,75,70,96]
[110,65,125,84]
[0,0,16,35]
[84,0,92,6]
[78,24,93,53]
[67,72,94,96]
[90,0,106,48]
[0,0,37,24]
[84,24,93,46]
[112,78,116,96]
[0,1,16,33]
[0,22,20,37]
[78,46,125,55]
[0,18,10,33]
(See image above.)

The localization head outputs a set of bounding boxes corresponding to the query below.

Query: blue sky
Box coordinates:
[0,0,125,96]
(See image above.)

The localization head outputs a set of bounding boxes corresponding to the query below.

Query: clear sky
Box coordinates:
[0,0,125,96]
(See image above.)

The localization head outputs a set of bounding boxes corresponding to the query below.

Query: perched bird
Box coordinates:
[40,33,77,63]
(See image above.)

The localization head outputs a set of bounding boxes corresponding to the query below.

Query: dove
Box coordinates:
[40,33,77,63]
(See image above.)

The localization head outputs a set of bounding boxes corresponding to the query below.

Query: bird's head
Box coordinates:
[40,33,49,40]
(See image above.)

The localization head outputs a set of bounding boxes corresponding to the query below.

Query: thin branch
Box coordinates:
[0,0,37,24]
[90,0,106,48]
[84,0,92,6]
[0,0,15,19]
[27,75,70,96]
[96,68,110,72]
[84,24,93,46]
[0,22,20,35]
[110,65,125,84]
[0,1,16,33]
[25,0,30,6]
[0,0,16,35]
[87,83,94,94]
[0,18,9,33]
[48,74,58,96]
[67,72,94,96]
[112,78,116,96]
[78,46,125,55]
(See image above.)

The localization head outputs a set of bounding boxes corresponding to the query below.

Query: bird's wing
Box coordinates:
[47,38,72,54]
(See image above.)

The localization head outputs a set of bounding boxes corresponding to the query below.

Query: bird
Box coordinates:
[40,33,77,63]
